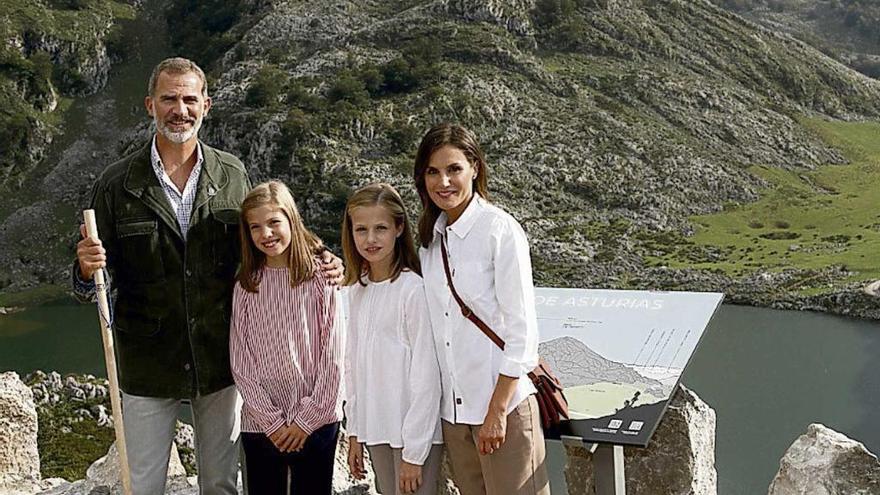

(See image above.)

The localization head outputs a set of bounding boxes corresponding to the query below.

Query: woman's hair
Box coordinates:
[238,180,323,292]
[341,182,421,286]
[413,122,490,247]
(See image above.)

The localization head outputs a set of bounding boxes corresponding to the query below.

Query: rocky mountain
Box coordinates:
[197,0,880,314]
[711,0,880,79]
[2,0,880,317]
[0,0,136,187]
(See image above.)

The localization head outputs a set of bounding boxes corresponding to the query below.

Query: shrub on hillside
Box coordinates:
[533,0,577,28]
[0,108,32,170]
[381,58,420,93]
[0,48,56,106]
[165,0,249,68]
[245,65,286,108]
[387,120,420,155]
[327,72,370,107]
[357,64,384,95]
[47,0,88,9]
[281,108,312,144]
[287,81,326,112]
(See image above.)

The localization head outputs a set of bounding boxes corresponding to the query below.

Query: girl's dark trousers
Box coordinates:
[241,422,340,494]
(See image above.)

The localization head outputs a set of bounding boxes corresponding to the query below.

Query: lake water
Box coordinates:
[682,304,880,494]
[2,301,877,494]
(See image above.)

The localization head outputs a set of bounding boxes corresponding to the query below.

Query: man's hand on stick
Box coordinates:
[77,224,106,280]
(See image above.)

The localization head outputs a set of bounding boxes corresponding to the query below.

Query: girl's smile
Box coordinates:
[246,205,292,267]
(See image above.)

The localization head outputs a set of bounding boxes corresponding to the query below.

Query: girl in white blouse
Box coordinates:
[341,183,444,495]
[413,124,550,495]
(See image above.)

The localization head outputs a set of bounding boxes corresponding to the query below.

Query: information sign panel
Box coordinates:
[535,288,723,447]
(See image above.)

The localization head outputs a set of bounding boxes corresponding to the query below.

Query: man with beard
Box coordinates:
[72,57,339,494]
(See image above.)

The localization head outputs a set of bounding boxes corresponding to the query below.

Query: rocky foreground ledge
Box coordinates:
[2,370,878,494]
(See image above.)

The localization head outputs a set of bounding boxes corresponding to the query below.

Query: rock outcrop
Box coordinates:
[0,372,41,495]
[1,1,132,189]
[333,426,378,495]
[8,370,728,494]
[768,423,880,495]
[440,0,537,37]
[37,442,193,495]
[34,423,437,495]
[563,385,717,494]
[17,28,112,97]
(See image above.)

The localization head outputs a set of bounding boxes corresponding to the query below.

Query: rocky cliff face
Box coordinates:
[0,0,134,187]
[16,30,111,97]
[197,0,880,313]
[3,0,880,315]
[711,0,880,80]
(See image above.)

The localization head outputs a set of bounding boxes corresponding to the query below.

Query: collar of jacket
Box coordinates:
[122,139,230,240]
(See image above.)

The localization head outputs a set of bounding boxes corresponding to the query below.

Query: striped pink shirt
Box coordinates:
[229,264,344,435]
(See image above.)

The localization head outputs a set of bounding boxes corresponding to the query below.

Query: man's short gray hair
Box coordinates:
[148,57,208,98]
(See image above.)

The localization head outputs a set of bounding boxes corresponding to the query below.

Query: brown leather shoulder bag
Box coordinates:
[440,238,569,430]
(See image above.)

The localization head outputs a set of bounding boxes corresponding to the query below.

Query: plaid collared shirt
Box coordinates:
[150,135,204,239]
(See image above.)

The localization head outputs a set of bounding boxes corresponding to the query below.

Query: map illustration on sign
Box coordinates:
[534,288,723,447]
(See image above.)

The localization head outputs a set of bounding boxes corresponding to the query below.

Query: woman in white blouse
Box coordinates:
[413,123,550,495]
[342,183,444,494]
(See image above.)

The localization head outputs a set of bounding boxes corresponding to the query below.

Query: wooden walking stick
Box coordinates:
[83,209,133,495]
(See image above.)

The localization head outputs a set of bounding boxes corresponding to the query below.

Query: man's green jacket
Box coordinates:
[82,141,251,398]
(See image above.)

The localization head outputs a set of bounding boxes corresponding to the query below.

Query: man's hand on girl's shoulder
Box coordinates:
[319,249,345,286]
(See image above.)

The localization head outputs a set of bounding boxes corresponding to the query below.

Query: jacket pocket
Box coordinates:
[116,219,165,282]
[114,300,166,337]
[211,208,240,274]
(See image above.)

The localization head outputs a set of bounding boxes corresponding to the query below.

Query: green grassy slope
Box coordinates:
[654,119,880,295]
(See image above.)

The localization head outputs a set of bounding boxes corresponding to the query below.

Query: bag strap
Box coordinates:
[440,235,506,351]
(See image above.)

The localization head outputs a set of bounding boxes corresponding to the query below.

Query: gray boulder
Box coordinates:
[0,371,41,494]
[173,421,195,474]
[563,385,717,494]
[38,442,190,495]
[768,423,880,495]
[36,426,407,495]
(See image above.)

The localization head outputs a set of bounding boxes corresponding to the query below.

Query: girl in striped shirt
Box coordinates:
[342,183,443,494]
[230,181,345,495]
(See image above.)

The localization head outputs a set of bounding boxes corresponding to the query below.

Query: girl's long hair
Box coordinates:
[341,182,421,286]
[238,181,323,292]
[413,123,490,247]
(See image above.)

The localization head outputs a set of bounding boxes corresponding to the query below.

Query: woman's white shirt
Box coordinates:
[420,196,539,425]
[343,270,443,465]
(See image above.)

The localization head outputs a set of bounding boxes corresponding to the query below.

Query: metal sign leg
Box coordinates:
[594,444,625,495]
